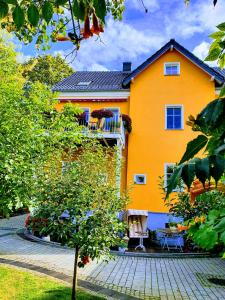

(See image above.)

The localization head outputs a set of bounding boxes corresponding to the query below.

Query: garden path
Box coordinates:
[0,215,225,300]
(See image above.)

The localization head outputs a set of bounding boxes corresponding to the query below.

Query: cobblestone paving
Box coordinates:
[1,215,225,299]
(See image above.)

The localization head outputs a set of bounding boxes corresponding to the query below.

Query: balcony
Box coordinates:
[78,114,126,147]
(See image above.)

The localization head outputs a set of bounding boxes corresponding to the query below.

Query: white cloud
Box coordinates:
[193,41,217,66]
[16,52,31,63]
[193,41,210,61]
[165,0,225,38]
[67,18,165,71]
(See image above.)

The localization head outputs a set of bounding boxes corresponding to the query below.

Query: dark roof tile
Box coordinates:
[52,71,130,92]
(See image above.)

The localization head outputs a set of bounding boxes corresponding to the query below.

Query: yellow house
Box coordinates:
[53,39,224,228]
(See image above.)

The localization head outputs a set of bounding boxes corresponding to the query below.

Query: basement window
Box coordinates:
[134,174,146,185]
[164,62,180,76]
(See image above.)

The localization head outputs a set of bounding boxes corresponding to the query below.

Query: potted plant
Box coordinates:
[122,114,132,133]
[168,222,178,232]
[118,235,129,253]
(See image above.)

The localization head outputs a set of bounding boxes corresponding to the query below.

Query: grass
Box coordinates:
[0,265,105,300]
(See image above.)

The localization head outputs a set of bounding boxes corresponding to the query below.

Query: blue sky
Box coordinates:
[18,0,225,71]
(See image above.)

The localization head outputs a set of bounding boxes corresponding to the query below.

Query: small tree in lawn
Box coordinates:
[31,140,129,300]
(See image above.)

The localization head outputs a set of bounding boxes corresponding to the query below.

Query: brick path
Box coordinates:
[1,215,225,299]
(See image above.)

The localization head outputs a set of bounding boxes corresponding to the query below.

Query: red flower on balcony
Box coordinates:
[122,114,132,133]
[91,109,114,119]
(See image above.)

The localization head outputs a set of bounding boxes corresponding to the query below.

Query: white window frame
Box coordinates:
[164,163,184,192]
[164,62,180,76]
[164,163,176,191]
[165,104,184,130]
[80,107,90,122]
[134,174,147,185]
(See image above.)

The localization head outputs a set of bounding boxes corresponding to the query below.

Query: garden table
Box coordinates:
[157,228,183,251]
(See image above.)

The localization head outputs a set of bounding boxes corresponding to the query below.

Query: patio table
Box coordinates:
[156,228,183,251]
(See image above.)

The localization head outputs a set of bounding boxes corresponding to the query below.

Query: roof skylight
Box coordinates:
[77,81,92,86]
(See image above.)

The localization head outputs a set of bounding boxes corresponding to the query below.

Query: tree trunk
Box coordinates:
[71,246,79,300]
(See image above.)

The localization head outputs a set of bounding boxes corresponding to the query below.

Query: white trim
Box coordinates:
[134,174,147,185]
[58,91,130,99]
[165,104,184,130]
[164,62,180,76]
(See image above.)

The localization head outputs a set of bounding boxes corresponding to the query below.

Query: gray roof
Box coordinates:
[52,71,130,92]
[213,67,225,79]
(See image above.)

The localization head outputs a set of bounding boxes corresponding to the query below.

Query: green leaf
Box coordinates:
[209,155,225,184]
[209,31,225,39]
[93,0,106,22]
[205,47,221,61]
[219,85,225,98]
[195,158,210,186]
[72,0,85,21]
[42,2,53,24]
[179,135,208,164]
[5,0,17,4]
[220,231,225,244]
[217,22,225,31]
[208,209,220,222]
[194,227,218,250]
[181,163,195,189]
[165,165,183,198]
[55,0,68,5]
[197,98,225,129]
[27,4,39,27]
[13,5,25,28]
[214,217,225,233]
[0,1,9,20]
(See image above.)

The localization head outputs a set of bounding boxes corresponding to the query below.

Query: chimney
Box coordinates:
[123,62,132,72]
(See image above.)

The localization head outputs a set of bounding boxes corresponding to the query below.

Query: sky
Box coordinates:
[17,0,225,71]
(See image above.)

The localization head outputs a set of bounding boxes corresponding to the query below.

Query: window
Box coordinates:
[81,108,90,123]
[164,163,183,191]
[134,174,146,185]
[165,105,183,130]
[77,81,91,86]
[164,62,180,76]
[104,108,120,131]
[164,164,176,190]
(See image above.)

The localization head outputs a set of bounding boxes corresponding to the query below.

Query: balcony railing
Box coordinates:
[78,114,125,146]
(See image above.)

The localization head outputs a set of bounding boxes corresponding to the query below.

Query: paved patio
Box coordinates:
[1,215,225,299]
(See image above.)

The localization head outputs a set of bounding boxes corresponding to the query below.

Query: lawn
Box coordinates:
[0,265,105,300]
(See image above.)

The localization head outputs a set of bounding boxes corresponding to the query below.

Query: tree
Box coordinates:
[0,0,125,50]
[0,36,82,217]
[29,141,129,300]
[22,54,74,86]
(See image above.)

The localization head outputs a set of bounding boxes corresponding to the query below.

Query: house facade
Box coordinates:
[53,39,225,229]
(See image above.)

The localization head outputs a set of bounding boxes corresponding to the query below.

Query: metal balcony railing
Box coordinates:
[77,113,125,146]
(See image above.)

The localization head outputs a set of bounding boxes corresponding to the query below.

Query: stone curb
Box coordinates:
[20,229,211,259]
[0,257,139,300]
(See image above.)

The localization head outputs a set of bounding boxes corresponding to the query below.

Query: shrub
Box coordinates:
[165,190,225,221]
